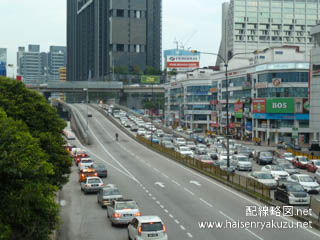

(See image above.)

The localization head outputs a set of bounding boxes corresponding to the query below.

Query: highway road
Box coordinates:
[59,103,320,240]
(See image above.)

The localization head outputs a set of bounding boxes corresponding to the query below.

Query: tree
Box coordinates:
[0,77,72,188]
[132,64,142,75]
[114,65,128,74]
[0,108,59,239]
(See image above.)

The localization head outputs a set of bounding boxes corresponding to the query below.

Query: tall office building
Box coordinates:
[48,46,67,81]
[216,0,320,66]
[17,45,43,85]
[67,0,162,82]
[0,48,7,76]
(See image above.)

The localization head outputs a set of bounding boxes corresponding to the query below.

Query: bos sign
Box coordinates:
[266,98,294,113]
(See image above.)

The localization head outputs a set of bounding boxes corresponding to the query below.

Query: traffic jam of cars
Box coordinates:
[100,104,320,207]
[64,133,168,240]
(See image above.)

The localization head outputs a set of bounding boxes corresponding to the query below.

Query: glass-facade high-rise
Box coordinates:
[217,0,320,66]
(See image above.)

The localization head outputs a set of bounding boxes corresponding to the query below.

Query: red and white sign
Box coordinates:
[166,55,200,72]
[272,78,281,87]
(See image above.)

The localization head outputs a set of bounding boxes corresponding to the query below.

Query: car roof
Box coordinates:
[293,174,311,177]
[253,171,272,174]
[135,216,162,223]
[86,176,101,180]
[234,154,248,158]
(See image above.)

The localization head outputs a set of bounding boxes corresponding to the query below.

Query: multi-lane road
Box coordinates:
[58,104,320,240]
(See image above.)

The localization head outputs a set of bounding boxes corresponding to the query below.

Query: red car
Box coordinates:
[306,160,320,173]
[75,153,90,166]
[292,156,310,169]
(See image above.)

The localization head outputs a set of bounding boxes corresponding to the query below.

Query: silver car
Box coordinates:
[97,186,123,208]
[107,199,141,225]
[80,177,104,194]
[232,154,252,171]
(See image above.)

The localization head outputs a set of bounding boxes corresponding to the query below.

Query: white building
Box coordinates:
[216,0,319,66]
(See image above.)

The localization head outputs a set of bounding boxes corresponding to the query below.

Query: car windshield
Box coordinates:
[280,164,295,169]
[88,178,101,183]
[299,176,314,182]
[257,173,273,179]
[104,189,120,196]
[82,159,93,163]
[261,152,272,157]
[141,222,163,232]
[201,155,211,160]
[283,153,294,158]
[299,157,309,162]
[180,147,190,151]
[314,161,320,166]
[238,157,249,162]
[177,138,185,142]
[270,166,283,171]
[187,142,195,145]
[287,184,305,192]
[115,201,137,210]
[94,164,105,169]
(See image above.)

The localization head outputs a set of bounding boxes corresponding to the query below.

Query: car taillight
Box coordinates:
[113,213,121,218]
[138,226,142,236]
[163,225,166,232]
[85,184,88,187]
[81,174,85,178]
[135,212,141,216]
[94,173,98,176]
[100,183,104,186]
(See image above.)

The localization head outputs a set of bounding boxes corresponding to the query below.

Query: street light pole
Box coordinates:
[151,82,154,146]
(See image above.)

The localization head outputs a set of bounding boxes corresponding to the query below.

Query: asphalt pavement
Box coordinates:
[58,103,320,240]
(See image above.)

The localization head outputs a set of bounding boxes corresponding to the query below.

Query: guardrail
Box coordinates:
[287,148,320,160]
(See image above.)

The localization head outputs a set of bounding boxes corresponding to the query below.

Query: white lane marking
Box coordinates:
[146,163,151,167]
[153,167,160,173]
[164,209,168,213]
[71,105,140,183]
[160,205,164,209]
[156,201,160,205]
[162,173,169,178]
[154,182,165,188]
[152,197,156,200]
[199,198,213,208]
[174,219,180,224]
[219,211,264,240]
[169,214,174,218]
[189,180,201,186]
[148,193,152,197]
[187,233,193,238]
[180,225,186,231]
[171,180,181,186]
[60,200,67,207]
[184,188,195,196]
[145,189,149,193]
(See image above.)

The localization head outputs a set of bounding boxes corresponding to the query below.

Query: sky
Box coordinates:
[0,0,227,76]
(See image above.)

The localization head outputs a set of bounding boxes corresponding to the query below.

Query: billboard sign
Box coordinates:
[266,98,294,113]
[245,121,252,131]
[234,102,243,112]
[166,55,200,72]
[141,75,160,84]
[303,99,309,113]
[252,98,266,113]
[272,78,281,87]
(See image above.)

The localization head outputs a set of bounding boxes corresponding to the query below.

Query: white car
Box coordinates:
[186,141,197,150]
[78,158,94,169]
[232,154,252,171]
[176,127,183,132]
[176,146,193,157]
[137,128,146,136]
[282,152,295,162]
[128,216,168,240]
[156,129,164,137]
[174,137,186,146]
[249,171,278,189]
[261,165,289,181]
[287,174,320,193]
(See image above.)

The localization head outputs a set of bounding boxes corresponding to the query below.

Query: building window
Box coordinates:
[275,51,283,55]
[116,44,124,52]
[116,9,124,17]
[135,10,141,19]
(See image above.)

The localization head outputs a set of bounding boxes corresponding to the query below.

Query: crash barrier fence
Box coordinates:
[287,148,320,160]
[310,197,320,222]
[136,135,271,200]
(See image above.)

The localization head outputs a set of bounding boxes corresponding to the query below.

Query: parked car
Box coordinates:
[80,177,104,194]
[306,160,320,173]
[248,171,278,189]
[107,199,141,226]
[97,185,123,208]
[292,156,310,169]
[231,154,252,171]
[92,163,108,178]
[255,151,274,165]
[287,174,320,193]
[261,165,289,181]
[128,216,168,240]
[274,182,310,205]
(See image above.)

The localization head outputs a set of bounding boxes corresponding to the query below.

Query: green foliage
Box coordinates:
[0,109,58,239]
[168,69,177,75]
[145,66,162,75]
[143,99,164,110]
[0,77,72,188]
[132,64,143,75]
[0,77,72,239]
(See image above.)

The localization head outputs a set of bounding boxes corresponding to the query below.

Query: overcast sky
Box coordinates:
[0,0,226,76]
